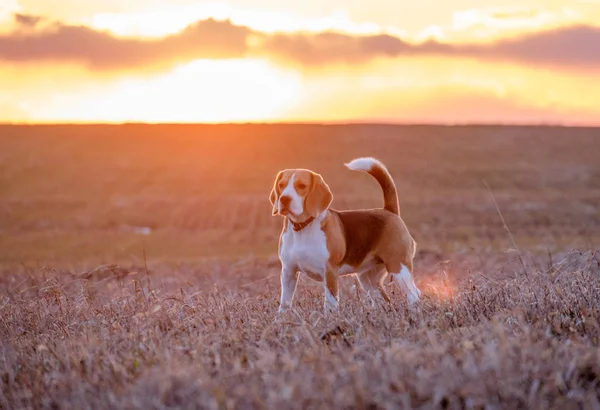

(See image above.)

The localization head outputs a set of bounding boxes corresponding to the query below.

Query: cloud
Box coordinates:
[13,13,43,27]
[258,32,424,65]
[0,15,250,69]
[261,25,600,69]
[0,13,599,71]
[486,25,600,67]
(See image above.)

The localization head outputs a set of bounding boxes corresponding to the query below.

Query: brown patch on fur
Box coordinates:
[330,209,386,267]
[322,206,416,304]
[305,172,333,217]
[324,207,415,275]
[290,169,312,194]
[361,162,400,215]
[269,170,293,215]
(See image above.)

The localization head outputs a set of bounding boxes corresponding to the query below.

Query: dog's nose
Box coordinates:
[280,195,291,206]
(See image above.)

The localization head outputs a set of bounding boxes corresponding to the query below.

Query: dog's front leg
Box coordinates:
[324,269,339,315]
[279,264,299,313]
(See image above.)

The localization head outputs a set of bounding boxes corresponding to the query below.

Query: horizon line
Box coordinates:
[1,120,598,129]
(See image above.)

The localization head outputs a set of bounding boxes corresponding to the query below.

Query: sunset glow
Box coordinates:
[28,59,302,123]
[1,0,600,125]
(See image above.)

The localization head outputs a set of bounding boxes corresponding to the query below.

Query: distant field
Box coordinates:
[1,124,599,266]
[1,124,600,409]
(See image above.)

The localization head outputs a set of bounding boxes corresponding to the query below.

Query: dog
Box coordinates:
[269,157,421,314]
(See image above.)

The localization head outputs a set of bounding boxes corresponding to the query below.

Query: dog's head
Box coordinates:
[269,169,333,221]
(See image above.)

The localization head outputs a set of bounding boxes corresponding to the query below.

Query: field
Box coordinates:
[1,124,600,409]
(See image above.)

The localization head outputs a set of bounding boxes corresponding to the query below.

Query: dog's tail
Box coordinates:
[344,157,400,215]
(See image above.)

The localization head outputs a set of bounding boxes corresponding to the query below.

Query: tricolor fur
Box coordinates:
[269,157,421,315]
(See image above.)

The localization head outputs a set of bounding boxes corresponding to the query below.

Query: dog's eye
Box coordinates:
[297,183,307,190]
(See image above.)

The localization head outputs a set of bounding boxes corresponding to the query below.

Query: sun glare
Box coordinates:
[420,273,458,302]
[33,59,302,123]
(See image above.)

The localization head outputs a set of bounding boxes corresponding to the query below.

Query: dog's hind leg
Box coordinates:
[324,268,340,315]
[390,263,421,306]
[358,266,391,307]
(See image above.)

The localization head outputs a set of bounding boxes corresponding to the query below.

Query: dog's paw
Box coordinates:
[274,305,293,323]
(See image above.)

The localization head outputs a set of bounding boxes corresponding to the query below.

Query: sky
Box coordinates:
[1,0,599,125]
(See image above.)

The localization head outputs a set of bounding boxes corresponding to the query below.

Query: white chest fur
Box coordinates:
[279,217,329,280]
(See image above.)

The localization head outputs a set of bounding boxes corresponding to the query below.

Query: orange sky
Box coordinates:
[1,0,599,125]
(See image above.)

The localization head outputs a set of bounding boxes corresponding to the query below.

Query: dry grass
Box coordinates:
[1,251,599,409]
[1,124,600,409]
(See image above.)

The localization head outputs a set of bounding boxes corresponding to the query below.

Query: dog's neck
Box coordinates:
[289,216,315,232]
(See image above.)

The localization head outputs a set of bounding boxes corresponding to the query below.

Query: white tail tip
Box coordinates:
[345,157,380,172]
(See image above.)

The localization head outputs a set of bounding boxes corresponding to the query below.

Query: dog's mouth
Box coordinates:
[279,205,300,218]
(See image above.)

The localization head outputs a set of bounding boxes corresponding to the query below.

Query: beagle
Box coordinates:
[269,157,421,315]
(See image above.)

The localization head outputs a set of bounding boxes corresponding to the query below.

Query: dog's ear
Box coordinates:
[305,172,333,217]
[269,171,284,216]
